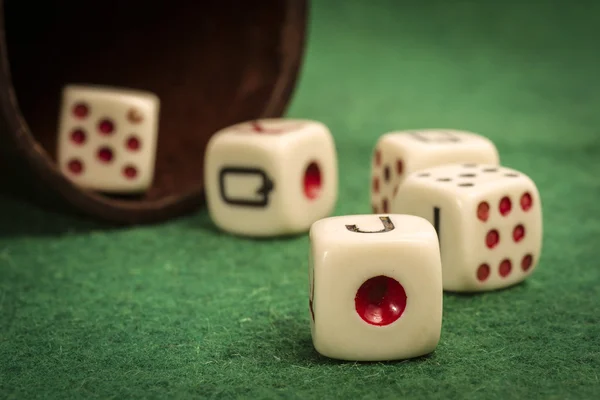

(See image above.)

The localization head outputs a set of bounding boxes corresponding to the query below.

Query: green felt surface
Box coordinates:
[2,0,600,398]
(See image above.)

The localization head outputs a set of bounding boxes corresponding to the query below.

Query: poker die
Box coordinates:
[392,163,542,292]
[204,119,338,237]
[309,214,443,361]
[371,129,499,213]
[57,84,160,193]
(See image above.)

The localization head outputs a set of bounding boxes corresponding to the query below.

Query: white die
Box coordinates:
[204,119,338,237]
[392,163,542,292]
[371,129,499,213]
[57,84,160,193]
[309,214,443,361]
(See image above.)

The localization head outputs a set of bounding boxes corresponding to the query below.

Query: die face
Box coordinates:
[204,132,286,236]
[393,163,543,292]
[371,129,499,213]
[463,166,543,291]
[204,119,337,236]
[371,138,405,213]
[57,85,159,193]
[278,123,338,233]
[309,214,443,361]
[397,129,499,153]
[226,118,307,136]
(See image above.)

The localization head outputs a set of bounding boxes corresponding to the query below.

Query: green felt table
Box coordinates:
[2,1,600,398]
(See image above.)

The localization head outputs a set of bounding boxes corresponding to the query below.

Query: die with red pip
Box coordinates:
[204,119,338,237]
[393,163,542,292]
[371,129,499,213]
[57,84,160,193]
[309,214,443,361]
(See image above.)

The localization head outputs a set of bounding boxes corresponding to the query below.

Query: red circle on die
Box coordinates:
[384,166,391,182]
[70,129,86,145]
[396,159,403,175]
[374,149,381,166]
[513,224,525,242]
[355,275,407,326]
[382,198,389,213]
[499,259,512,277]
[499,196,512,216]
[67,159,83,174]
[521,254,533,271]
[97,147,114,163]
[521,192,533,211]
[123,165,138,179]
[477,201,490,222]
[486,229,500,248]
[98,119,115,135]
[126,136,141,151]
[303,161,322,200]
[477,263,490,281]
[372,177,379,194]
[72,103,89,118]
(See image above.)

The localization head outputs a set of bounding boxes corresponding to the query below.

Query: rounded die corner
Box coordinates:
[308,218,328,238]
[145,92,161,108]
[61,84,79,97]
[380,131,409,147]
[308,221,342,250]
[302,118,330,133]
[203,133,224,156]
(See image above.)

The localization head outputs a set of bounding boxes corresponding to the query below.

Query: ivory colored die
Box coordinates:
[57,84,160,193]
[392,163,542,292]
[204,119,338,237]
[371,129,499,213]
[309,214,443,361]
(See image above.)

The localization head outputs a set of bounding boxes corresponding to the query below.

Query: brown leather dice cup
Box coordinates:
[0,0,308,224]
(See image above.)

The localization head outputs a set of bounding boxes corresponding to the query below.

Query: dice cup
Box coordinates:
[0,0,308,224]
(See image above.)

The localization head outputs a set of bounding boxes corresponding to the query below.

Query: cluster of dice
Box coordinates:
[57,85,542,362]
[206,119,543,362]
